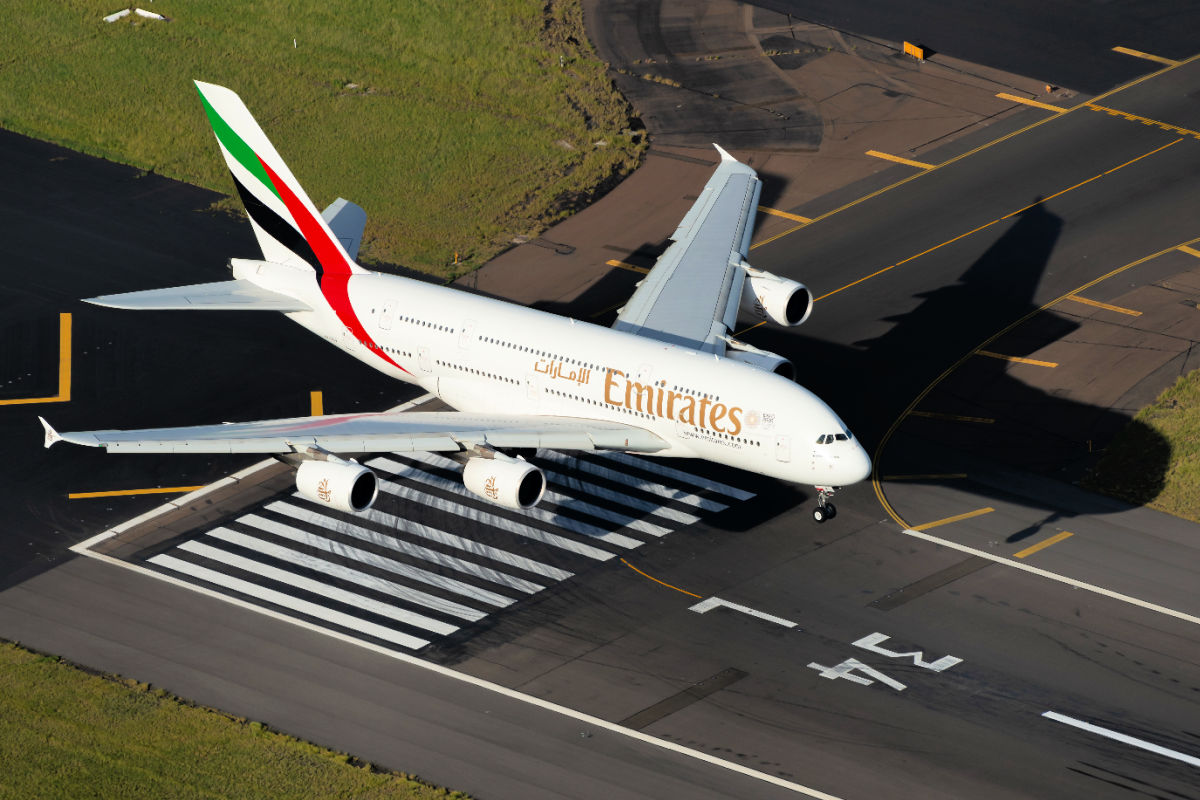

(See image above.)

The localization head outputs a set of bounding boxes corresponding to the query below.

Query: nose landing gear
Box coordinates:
[812,486,837,523]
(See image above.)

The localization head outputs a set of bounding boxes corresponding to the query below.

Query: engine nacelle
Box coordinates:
[296,459,378,514]
[463,454,546,510]
[726,349,795,381]
[739,270,813,327]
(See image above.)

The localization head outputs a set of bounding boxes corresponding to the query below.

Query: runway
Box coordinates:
[3,3,1200,799]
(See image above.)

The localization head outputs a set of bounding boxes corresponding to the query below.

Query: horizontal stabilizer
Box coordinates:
[86,279,311,312]
[321,198,367,262]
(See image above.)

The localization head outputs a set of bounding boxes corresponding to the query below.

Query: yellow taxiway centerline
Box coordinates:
[977,350,1058,368]
[0,313,72,406]
[996,92,1068,113]
[880,473,968,481]
[1177,244,1200,258]
[865,150,935,170]
[620,558,702,598]
[1014,531,1074,559]
[1111,46,1181,66]
[69,486,207,500]
[910,411,995,424]
[1064,294,1142,316]
[911,507,995,532]
[757,206,811,224]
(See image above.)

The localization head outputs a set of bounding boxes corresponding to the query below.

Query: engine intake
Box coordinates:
[739,269,813,327]
[463,454,546,510]
[296,459,378,514]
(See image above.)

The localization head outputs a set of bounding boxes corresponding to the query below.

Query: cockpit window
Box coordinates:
[835,433,848,442]
[816,435,826,444]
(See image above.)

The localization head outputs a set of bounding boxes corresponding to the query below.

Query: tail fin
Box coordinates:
[194,80,366,278]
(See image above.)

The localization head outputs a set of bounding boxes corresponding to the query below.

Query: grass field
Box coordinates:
[0,641,469,799]
[1083,368,1200,520]
[0,1,642,277]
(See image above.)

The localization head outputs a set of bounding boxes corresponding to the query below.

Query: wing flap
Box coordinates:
[44,412,666,455]
[86,279,312,312]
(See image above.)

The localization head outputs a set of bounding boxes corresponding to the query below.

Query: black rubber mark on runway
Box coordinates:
[646,149,717,167]
[620,667,748,730]
[869,556,992,611]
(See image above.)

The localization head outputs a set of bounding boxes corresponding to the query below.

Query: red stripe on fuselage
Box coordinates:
[257,157,410,376]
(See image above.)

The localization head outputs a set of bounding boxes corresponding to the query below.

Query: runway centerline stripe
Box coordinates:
[995,93,1067,113]
[1014,531,1074,559]
[177,540,458,636]
[207,527,486,621]
[1043,711,1200,767]
[148,553,430,650]
[246,509,522,603]
[368,459,615,561]
[911,507,995,531]
[597,451,755,500]
[539,451,728,512]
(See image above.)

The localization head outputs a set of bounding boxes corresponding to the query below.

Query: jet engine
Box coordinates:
[739,268,813,327]
[296,458,378,514]
[463,454,546,510]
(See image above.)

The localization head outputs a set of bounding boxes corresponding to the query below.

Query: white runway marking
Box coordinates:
[539,450,730,512]
[598,451,755,500]
[689,596,799,628]
[1043,711,1200,767]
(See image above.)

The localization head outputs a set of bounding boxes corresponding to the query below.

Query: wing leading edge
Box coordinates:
[612,145,761,352]
[40,412,667,455]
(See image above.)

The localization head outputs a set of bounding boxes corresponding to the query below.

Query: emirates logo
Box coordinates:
[484,475,499,500]
[317,477,332,503]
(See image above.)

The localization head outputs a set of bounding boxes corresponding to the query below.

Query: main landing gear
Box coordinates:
[812,486,837,523]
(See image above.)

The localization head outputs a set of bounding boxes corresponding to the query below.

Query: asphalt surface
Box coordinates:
[3,4,1200,800]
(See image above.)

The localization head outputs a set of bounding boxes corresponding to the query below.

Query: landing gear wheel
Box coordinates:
[813,506,827,523]
[813,486,837,524]
[824,502,837,519]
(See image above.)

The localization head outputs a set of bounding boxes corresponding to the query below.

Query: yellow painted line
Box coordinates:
[606,258,649,274]
[620,558,702,598]
[1014,531,1074,559]
[69,485,206,500]
[310,390,324,416]
[589,301,625,319]
[880,473,967,481]
[911,507,994,532]
[910,411,995,424]
[1085,103,1200,138]
[996,92,1067,113]
[0,313,72,406]
[757,205,811,223]
[818,138,1182,303]
[976,350,1058,368]
[1111,46,1181,66]
[865,150,935,170]
[1064,294,1143,316]
[1178,244,1200,258]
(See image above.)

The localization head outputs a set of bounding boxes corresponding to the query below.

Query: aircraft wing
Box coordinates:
[86,279,312,312]
[612,146,761,352]
[40,412,667,455]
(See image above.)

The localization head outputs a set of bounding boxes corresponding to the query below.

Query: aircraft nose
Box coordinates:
[839,440,872,485]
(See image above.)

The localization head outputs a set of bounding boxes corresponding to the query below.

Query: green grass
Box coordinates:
[0,640,469,799]
[1083,368,1200,520]
[0,0,643,277]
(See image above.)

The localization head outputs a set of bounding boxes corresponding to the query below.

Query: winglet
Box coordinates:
[713,143,737,162]
[39,416,62,449]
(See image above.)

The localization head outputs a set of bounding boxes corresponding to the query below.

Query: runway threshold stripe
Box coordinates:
[597,452,755,500]
[995,92,1068,112]
[1014,531,1074,559]
[1043,712,1200,767]
[206,527,487,621]
[177,540,459,636]
[418,451,661,541]
[543,466,701,524]
[542,451,728,512]
[258,504,530,600]
[865,150,934,170]
[369,462,615,562]
[911,507,994,531]
[148,554,430,650]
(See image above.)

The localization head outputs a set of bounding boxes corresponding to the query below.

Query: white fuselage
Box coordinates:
[264,265,870,488]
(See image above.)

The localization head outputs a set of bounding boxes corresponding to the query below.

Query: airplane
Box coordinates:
[40,81,870,523]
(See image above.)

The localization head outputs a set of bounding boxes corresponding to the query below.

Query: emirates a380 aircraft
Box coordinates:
[41,81,869,523]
